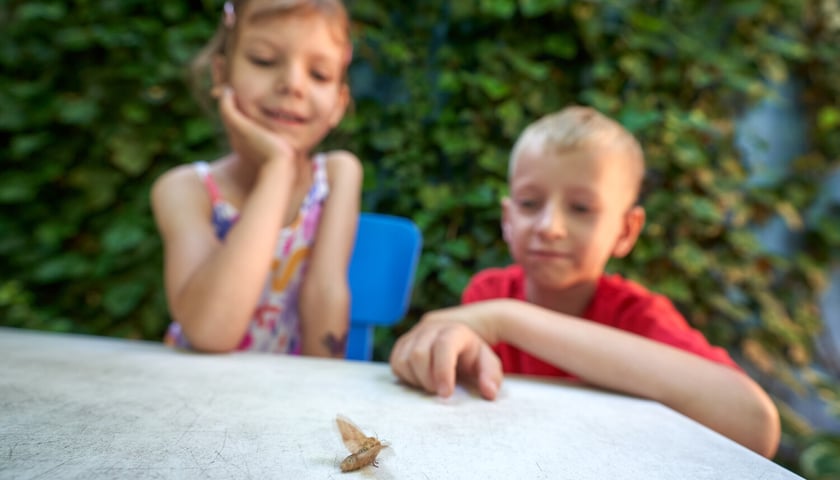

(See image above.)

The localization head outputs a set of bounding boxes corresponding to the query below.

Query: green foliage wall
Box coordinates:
[1,0,838,476]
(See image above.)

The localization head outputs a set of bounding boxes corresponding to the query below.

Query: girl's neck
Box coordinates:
[223,151,311,192]
[525,278,599,318]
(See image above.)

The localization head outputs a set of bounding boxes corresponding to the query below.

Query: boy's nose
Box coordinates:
[536,206,567,238]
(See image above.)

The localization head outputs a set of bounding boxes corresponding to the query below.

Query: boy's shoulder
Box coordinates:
[588,274,689,332]
[463,265,525,303]
[464,266,669,308]
[597,273,658,299]
[467,267,656,296]
[592,274,679,313]
[469,265,525,288]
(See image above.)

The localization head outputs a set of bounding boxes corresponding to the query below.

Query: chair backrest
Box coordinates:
[345,213,422,361]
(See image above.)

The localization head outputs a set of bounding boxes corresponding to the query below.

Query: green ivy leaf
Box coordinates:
[58,96,99,126]
[475,74,511,100]
[544,34,577,59]
[0,172,39,203]
[102,221,147,254]
[479,0,516,19]
[670,242,709,276]
[16,3,67,21]
[103,281,148,317]
[800,438,840,479]
[817,107,840,132]
[109,133,155,176]
[520,0,569,18]
[32,254,90,283]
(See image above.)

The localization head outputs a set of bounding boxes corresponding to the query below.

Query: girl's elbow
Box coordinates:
[172,309,244,353]
[189,334,240,354]
[181,325,241,353]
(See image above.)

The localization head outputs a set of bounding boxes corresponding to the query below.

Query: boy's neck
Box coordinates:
[524,279,598,317]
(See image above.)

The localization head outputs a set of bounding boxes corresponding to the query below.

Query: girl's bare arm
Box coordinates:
[298,150,362,357]
[152,159,295,352]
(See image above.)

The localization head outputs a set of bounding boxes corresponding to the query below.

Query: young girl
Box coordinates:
[151,0,361,357]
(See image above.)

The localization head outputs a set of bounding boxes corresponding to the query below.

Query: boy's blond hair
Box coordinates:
[510,106,645,200]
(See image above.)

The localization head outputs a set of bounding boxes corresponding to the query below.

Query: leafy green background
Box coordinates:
[1,0,838,476]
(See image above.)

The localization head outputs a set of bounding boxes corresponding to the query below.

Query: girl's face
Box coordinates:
[219,7,349,155]
[501,144,643,294]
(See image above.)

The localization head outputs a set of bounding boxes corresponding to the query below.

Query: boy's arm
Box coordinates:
[496,299,779,457]
[391,299,780,458]
[298,151,362,357]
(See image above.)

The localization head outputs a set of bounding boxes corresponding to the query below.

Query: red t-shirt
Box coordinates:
[461,265,739,378]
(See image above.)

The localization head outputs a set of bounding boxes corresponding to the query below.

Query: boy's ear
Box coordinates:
[500,197,512,243]
[612,206,645,258]
[329,84,351,128]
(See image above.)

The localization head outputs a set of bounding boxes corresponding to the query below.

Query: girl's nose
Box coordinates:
[275,62,306,96]
[536,205,567,238]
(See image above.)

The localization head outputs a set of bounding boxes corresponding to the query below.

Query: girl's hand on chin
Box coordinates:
[215,86,295,167]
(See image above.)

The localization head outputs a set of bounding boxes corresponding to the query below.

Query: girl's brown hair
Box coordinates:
[188,0,351,111]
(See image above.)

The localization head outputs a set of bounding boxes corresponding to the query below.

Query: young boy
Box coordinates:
[389,106,781,458]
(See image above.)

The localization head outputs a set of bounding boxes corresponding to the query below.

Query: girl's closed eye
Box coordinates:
[516,198,541,211]
[248,55,276,68]
[310,69,332,82]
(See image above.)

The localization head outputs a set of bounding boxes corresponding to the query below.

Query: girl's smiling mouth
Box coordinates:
[263,107,306,125]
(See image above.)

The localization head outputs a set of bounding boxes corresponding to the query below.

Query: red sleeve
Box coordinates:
[590,276,740,370]
[461,267,570,377]
[461,269,504,304]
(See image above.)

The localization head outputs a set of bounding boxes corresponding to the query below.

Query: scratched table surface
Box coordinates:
[0,327,801,480]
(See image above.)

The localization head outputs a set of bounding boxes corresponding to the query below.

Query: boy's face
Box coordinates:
[501,144,644,292]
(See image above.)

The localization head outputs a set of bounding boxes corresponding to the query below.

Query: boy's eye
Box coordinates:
[570,203,591,213]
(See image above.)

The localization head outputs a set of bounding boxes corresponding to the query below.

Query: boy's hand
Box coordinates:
[217,87,295,170]
[389,320,503,400]
[418,301,505,345]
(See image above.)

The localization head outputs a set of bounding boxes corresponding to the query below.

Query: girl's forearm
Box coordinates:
[172,164,295,351]
[298,281,350,357]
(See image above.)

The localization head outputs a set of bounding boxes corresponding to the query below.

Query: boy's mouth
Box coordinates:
[529,250,571,259]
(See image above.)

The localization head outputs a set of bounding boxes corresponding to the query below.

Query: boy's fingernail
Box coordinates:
[436,383,449,397]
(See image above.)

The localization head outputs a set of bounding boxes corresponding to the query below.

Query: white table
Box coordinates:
[0,327,801,479]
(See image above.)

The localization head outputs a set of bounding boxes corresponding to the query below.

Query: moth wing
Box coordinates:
[336,415,366,453]
[355,442,385,466]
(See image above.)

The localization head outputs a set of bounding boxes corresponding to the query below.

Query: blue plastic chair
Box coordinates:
[345,213,422,361]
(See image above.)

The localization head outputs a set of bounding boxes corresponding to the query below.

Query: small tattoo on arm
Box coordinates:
[323,331,348,357]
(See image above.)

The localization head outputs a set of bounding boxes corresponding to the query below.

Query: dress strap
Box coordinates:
[194,161,223,204]
[193,161,238,240]
[306,153,330,206]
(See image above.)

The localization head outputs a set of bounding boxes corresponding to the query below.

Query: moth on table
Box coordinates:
[335,415,388,472]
